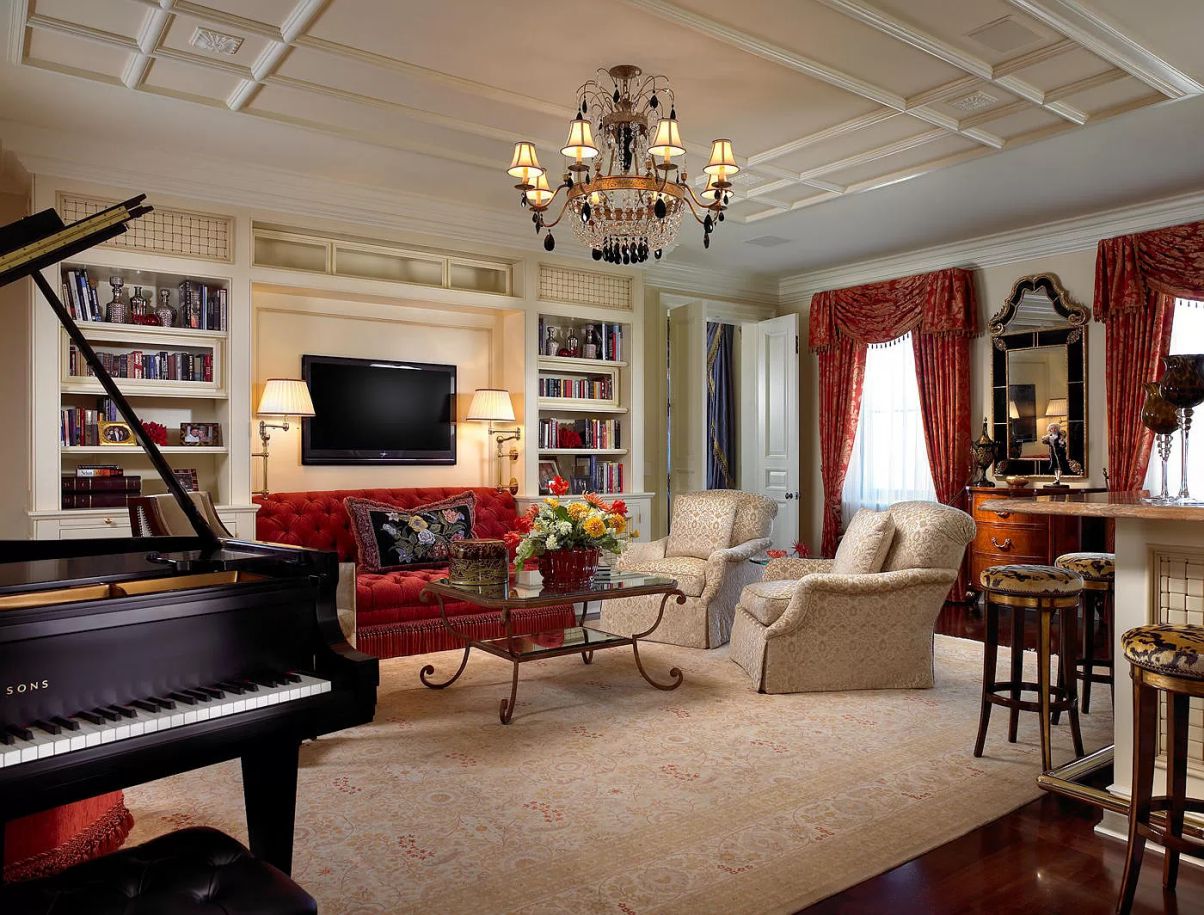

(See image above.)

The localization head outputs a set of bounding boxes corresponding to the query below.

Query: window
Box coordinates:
[1144,298,1204,496]
[842,333,936,525]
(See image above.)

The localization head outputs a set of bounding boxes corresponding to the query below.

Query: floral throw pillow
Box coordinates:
[344,492,476,572]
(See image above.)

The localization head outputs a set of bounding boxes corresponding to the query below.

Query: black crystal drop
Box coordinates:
[718,212,725,222]
[592,248,602,261]
[654,248,662,260]
[654,197,667,220]
[582,98,588,113]
[581,201,591,222]
[613,87,620,103]
[544,232,555,252]
[649,93,658,109]
[566,174,574,188]
[704,214,714,232]
[703,232,710,249]
[669,105,677,119]
[520,194,528,208]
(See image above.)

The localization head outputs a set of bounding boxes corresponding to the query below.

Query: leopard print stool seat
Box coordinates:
[974,564,1085,772]
[1116,624,1204,913]
[1055,551,1116,716]
[1055,551,1115,584]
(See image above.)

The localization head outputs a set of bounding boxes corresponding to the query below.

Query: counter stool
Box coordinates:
[1055,551,1115,713]
[1116,624,1204,914]
[973,563,1085,772]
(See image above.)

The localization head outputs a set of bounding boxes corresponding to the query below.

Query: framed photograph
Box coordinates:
[172,468,199,492]
[180,422,221,447]
[98,420,134,446]
[537,459,560,494]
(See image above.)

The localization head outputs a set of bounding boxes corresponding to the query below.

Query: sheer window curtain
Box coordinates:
[1144,298,1204,494]
[842,333,936,525]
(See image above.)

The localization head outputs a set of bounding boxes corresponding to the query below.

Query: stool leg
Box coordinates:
[1163,691,1190,890]
[1081,594,1096,714]
[1117,675,1158,914]
[973,599,1000,758]
[1060,602,1085,759]
[1008,605,1024,743]
[1038,607,1054,772]
[1105,591,1115,706]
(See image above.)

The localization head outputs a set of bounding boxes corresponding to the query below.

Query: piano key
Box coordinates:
[109,704,137,719]
[131,699,159,713]
[218,681,247,695]
[168,691,196,706]
[32,719,61,736]
[94,707,121,722]
[76,709,104,725]
[6,724,34,742]
[284,672,302,684]
[181,689,211,703]
[0,729,12,746]
[150,696,176,710]
[198,686,225,699]
[51,716,80,732]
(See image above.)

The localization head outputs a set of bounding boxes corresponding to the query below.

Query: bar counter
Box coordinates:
[983,489,1204,845]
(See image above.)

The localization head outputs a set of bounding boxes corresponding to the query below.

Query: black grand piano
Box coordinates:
[0,197,379,878]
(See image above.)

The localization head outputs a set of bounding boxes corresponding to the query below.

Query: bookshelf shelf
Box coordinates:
[538,448,627,455]
[61,445,228,455]
[537,400,628,414]
[61,380,227,399]
[76,324,228,344]
[537,355,627,370]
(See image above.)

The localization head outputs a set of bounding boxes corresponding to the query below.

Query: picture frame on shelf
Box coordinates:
[98,420,134,445]
[537,460,560,494]
[180,422,221,446]
[172,468,199,492]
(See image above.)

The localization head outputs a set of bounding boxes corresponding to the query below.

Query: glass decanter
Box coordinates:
[105,277,127,324]
[1140,381,1179,502]
[155,288,176,327]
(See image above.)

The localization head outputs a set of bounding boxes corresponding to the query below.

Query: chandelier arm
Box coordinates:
[538,197,572,230]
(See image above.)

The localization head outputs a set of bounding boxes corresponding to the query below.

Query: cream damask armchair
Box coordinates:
[599,490,777,649]
[729,501,975,693]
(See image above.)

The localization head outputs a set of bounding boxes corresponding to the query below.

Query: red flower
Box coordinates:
[609,499,628,517]
[549,475,570,496]
[792,541,811,558]
[503,530,522,550]
[766,549,788,559]
[514,515,532,534]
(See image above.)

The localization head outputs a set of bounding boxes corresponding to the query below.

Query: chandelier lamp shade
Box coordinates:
[504,64,736,264]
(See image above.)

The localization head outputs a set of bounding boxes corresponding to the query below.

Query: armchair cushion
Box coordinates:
[831,508,894,575]
[762,557,833,581]
[739,579,796,626]
[881,500,976,572]
[665,491,738,559]
[623,556,708,597]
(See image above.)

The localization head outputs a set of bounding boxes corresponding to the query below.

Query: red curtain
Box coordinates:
[4,793,132,882]
[1094,220,1204,490]
[811,267,978,557]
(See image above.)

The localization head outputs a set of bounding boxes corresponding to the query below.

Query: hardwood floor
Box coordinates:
[799,604,1204,914]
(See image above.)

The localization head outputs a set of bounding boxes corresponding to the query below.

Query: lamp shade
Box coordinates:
[524,172,554,207]
[1008,400,1020,419]
[1045,397,1069,416]
[561,117,598,159]
[701,174,724,204]
[648,117,685,159]
[704,138,739,178]
[507,141,544,180]
[257,378,315,416]
[467,388,515,422]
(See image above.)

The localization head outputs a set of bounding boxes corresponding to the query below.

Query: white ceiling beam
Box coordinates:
[122,1,173,90]
[745,110,898,166]
[1007,0,1203,98]
[127,0,285,41]
[227,0,327,111]
[1044,68,1127,103]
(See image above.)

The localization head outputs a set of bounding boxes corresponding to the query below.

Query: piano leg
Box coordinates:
[241,741,300,876]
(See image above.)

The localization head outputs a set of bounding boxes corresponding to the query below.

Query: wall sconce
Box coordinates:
[468,388,521,494]
[1044,397,1068,420]
[254,378,315,496]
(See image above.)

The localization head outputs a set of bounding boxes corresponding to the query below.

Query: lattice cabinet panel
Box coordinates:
[57,193,233,262]
[538,264,632,310]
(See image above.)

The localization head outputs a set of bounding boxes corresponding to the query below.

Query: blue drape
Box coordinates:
[707,322,736,489]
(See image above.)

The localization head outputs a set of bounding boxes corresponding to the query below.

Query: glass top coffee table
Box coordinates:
[419,573,686,723]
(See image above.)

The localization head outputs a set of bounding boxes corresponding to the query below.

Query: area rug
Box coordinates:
[124,636,1112,914]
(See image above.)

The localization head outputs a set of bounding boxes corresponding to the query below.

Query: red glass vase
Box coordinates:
[538,547,600,590]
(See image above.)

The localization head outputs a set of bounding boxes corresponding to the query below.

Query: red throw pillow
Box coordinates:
[345,491,477,572]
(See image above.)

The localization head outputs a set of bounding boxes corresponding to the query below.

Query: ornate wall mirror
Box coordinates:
[990,274,1088,479]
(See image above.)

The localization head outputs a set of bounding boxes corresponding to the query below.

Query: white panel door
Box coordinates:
[668,301,707,511]
[754,314,800,549]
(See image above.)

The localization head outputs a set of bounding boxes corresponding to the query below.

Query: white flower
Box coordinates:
[545,535,560,551]
[556,520,572,537]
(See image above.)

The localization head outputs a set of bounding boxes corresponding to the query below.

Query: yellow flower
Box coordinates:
[582,516,606,538]
[567,502,589,520]
[608,513,627,533]
[544,497,560,508]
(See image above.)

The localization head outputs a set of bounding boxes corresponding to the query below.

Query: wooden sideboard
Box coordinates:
[965,485,1110,598]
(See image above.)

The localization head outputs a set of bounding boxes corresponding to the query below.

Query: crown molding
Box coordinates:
[644,259,779,306]
[778,187,1204,305]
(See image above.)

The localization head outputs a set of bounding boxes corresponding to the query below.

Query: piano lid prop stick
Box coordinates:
[29,270,219,550]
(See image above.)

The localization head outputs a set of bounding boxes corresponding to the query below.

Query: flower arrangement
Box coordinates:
[141,421,168,446]
[506,476,628,577]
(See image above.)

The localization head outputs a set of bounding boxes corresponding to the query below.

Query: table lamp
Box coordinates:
[254,378,315,495]
[468,388,521,493]
[1044,397,1068,420]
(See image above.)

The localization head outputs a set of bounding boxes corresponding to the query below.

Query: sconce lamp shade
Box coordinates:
[525,173,554,207]
[704,138,739,179]
[1044,397,1069,417]
[257,378,315,416]
[649,117,685,159]
[507,141,544,181]
[701,174,723,204]
[561,118,598,159]
[1008,400,1020,420]
[468,388,515,423]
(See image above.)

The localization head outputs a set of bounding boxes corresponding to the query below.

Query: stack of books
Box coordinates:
[62,466,141,509]
[538,417,621,449]
[60,397,119,446]
[537,376,613,400]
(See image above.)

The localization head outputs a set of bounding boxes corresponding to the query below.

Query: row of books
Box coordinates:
[537,376,614,401]
[60,399,119,447]
[61,467,140,509]
[573,457,623,494]
[61,268,103,322]
[178,281,228,332]
[69,345,214,383]
[537,417,621,449]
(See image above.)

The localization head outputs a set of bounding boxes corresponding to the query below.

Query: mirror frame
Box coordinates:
[989,273,1089,479]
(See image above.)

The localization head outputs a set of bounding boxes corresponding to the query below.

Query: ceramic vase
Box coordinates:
[538,547,600,591]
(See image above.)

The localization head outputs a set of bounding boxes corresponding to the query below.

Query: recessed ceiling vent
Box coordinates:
[190,27,244,56]
[745,235,791,248]
[950,90,998,112]
[966,16,1042,54]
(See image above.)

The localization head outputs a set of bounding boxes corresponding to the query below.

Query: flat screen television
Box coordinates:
[301,354,456,465]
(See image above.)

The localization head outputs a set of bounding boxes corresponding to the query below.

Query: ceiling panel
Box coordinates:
[976,105,1064,142]
[25,27,131,81]
[924,83,1024,122]
[823,133,980,185]
[767,114,935,174]
[141,56,241,105]
[197,0,299,29]
[1063,76,1163,118]
[158,13,274,71]
[872,0,1058,65]
[1007,46,1115,93]
[31,0,147,41]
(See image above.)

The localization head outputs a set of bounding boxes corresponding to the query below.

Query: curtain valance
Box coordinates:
[809,267,979,353]
[1094,220,1204,322]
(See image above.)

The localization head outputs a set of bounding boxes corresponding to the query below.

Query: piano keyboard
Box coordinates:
[0,673,330,769]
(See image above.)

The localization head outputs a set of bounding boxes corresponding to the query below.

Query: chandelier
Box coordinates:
[505,64,738,265]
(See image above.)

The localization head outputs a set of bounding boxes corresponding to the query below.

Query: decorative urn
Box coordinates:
[969,417,997,487]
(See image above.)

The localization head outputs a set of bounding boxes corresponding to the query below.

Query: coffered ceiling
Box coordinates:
[2,0,1203,277]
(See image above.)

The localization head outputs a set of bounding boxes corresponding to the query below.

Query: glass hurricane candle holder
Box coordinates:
[1159,354,1204,503]
[1141,380,1179,503]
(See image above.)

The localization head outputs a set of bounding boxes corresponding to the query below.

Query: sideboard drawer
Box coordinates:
[972,524,1047,557]
[57,513,132,538]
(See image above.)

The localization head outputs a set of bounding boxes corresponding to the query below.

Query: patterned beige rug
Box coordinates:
[125,636,1111,914]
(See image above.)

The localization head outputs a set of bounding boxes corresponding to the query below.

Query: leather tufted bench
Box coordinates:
[0,827,316,915]
[255,486,575,659]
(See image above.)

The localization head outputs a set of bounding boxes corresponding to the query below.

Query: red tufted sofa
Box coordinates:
[254,487,576,660]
